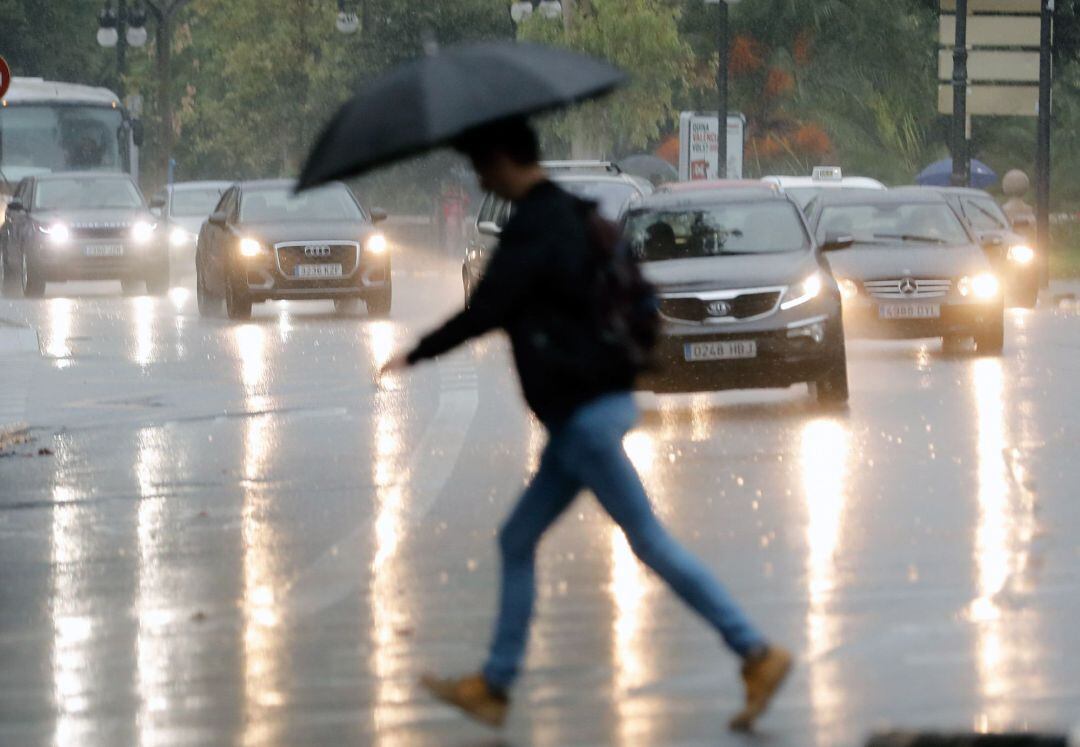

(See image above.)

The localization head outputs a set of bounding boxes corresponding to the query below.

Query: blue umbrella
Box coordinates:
[915,158,998,189]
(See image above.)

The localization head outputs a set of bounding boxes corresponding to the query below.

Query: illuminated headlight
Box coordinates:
[780,272,823,310]
[365,233,388,255]
[837,277,859,300]
[39,222,71,245]
[1007,244,1035,265]
[239,237,264,257]
[958,272,1000,299]
[131,221,156,244]
[169,227,192,247]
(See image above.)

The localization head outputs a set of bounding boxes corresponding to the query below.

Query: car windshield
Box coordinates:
[965,196,1010,232]
[172,187,227,216]
[0,104,126,180]
[556,179,640,220]
[625,201,809,261]
[816,201,970,245]
[33,177,143,209]
[240,185,363,222]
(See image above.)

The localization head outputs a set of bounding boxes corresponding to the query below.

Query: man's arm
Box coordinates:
[405,225,545,365]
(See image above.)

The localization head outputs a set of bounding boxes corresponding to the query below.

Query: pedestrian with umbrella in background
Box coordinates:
[298,40,791,734]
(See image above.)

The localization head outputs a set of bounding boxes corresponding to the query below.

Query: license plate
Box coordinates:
[84,245,124,257]
[684,339,757,361]
[295,263,342,278]
[878,303,940,319]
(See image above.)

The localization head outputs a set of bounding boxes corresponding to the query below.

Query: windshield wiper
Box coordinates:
[873,233,950,245]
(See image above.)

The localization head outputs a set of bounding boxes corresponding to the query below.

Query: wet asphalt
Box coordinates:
[1,251,1079,746]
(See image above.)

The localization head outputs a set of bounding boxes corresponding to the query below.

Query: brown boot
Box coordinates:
[420,672,509,728]
[729,646,793,732]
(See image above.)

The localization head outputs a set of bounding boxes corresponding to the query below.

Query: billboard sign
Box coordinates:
[678,112,745,181]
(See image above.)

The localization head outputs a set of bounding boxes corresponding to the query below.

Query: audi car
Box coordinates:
[150,180,231,276]
[195,179,390,320]
[805,188,1005,354]
[917,185,1039,308]
[626,187,850,404]
[462,163,651,304]
[0,172,166,297]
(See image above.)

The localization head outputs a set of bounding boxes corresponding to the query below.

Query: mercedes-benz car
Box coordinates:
[462,164,651,304]
[195,179,390,320]
[916,185,1039,308]
[805,188,1005,354]
[626,187,850,404]
[0,172,166,297]
[150,180,232,276]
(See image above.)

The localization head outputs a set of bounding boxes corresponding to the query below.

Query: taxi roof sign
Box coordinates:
[812,166,843,182]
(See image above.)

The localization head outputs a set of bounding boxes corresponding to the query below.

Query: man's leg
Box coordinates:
[481,439,582,689]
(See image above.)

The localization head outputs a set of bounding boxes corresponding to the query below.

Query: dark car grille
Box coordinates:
[275,243,359,277]
[70,224,131,240]
[659,290,782,323]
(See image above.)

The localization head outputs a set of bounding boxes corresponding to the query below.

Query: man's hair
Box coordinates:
[453,118,540,166]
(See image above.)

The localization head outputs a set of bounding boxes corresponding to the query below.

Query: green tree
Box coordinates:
[518,0,691,158]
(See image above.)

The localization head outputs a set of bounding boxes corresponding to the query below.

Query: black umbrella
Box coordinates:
[297,41,627,190]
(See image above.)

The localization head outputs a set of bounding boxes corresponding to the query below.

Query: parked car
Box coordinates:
[150,180,232,276]
[626,186,850,404]
[762,166,886,209]
[0,172,166,297]
[195,179,389,320]
[462,165,651,304]
[804,188,1005,354]
[916,185,1039,308]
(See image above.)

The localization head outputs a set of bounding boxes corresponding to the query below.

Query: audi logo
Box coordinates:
[304,245,332,258]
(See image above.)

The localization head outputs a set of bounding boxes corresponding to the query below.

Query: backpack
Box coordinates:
[579,202,661,375]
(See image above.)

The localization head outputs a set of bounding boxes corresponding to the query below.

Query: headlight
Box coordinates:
[365,233,388,255]
[1007,244,1035,265]
[131,221,156,244]
[837,277,859,300]
[39,222,71,245]
[169,227,192,247]
[780,272,823,310]
[238,237,264,257]
[958,272,1000,299]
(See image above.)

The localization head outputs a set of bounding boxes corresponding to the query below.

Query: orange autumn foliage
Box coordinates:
[730,35,764,75]
[793,124,831,155]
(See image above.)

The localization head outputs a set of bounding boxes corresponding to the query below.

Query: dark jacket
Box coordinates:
[407,180,633,423]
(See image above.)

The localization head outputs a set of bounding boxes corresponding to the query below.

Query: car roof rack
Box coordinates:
[542,160,623,174]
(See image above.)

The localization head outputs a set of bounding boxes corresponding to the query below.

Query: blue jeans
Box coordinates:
[482,392,766,690]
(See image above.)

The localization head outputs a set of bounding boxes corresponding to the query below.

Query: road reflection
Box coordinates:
[130,297,156,368]
[366,321,413,743]
[800,417,851,737]
[134,427,168,744]
[44,298,74,364]
[233,323,286,744]
[969,356,1039,729]
[50,454,93,746]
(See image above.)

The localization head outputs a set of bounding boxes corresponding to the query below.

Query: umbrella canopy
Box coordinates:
[616,154,678,184]
[297,41,627,190]
[915,158,998,189]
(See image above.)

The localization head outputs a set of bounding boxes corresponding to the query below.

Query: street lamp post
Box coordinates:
[509,0,563,27]
[705,0,739,179]
[97,0,150,97]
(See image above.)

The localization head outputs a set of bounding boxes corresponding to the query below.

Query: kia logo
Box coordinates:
[304,245,331,258]
[899,278,917,296]
[706,300,732,317]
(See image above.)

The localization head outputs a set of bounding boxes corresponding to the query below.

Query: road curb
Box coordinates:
[0,317,40,448]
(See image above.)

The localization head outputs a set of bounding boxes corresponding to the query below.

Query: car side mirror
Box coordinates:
[208,210,228,226]
[369,207,388,223]
[131,119,145,148]
[477,221,501,237]
[149,195,166,209]
[1011,215,1034,230]
[6,199,23,212]
[821,232,853,251]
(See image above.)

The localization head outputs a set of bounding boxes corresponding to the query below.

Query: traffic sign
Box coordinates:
[0,56,10,99]
[939,50,1039,83]
[937,83,1038,116]
[940,0,1038,11]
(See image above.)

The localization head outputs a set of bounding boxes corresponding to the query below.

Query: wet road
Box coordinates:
[1,251,1079,746]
